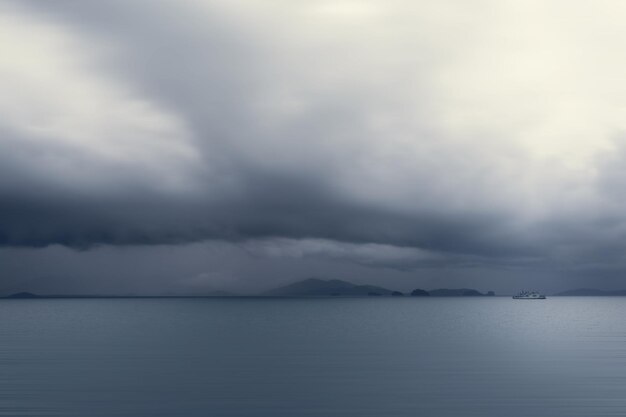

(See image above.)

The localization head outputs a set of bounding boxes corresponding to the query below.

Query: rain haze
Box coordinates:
[2,0,626,295]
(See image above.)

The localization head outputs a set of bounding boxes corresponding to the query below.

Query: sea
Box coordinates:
[1,296,626,417]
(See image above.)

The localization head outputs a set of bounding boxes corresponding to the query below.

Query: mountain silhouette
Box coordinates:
[6,292,40,299]
[264,278,395,296]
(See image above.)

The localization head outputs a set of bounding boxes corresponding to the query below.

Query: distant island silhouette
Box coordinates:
[2,279,501,298]
[263,278,395,296]
[9,283,626,300]
[262,278,495,297]
[6,292,40,299]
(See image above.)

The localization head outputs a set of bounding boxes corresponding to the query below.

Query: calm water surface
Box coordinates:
[1,297,626,416]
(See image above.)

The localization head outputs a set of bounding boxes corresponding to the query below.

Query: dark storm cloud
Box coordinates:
[2,0,626,285]
[0,145,530,259]
[0,1,521,256]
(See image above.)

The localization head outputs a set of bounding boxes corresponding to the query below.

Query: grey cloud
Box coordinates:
[2,0,626,288]
[0,1,517,255]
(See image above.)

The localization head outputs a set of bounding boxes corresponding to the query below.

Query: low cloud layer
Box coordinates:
[2,0,626,291]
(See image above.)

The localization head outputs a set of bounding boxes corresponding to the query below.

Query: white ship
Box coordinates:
[512,291,546,299]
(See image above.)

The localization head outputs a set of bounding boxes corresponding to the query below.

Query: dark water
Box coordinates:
[2,297,626,416]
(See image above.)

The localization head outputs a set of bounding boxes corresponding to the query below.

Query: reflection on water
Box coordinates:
[1,297,626,416]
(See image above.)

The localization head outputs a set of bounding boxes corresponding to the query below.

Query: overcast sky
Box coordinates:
[2,0,626,295]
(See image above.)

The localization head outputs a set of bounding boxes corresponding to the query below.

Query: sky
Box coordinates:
[2,0,626,295]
